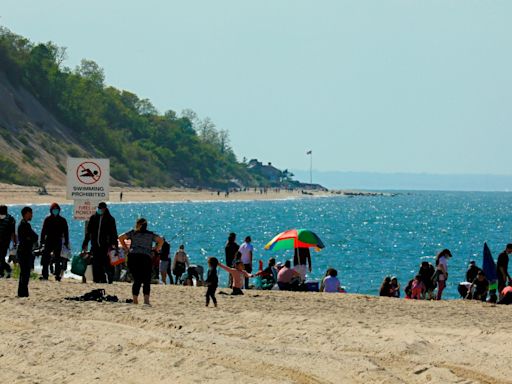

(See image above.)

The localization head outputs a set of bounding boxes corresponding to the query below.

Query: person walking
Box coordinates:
[17,207,38,297]
[205,257,219,307]
[119,218,163,305]
[40,203,69,281]
[82,202,118,283]
[224,232,239,287]
[435,249,452,300]
[0,205,16,278]
[497,244,512,298]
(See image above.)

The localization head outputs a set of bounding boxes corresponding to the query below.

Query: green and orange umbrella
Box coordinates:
[264,228,325,252]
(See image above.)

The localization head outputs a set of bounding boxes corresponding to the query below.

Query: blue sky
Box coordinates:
[1,1,511,175]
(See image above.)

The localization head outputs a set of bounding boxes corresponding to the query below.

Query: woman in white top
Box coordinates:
[435,249,452,300]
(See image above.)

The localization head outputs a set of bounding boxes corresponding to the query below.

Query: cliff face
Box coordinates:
[0,71,90,185]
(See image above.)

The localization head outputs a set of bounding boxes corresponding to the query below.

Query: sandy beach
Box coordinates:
[0,279,510,384]
[0,184,328,205]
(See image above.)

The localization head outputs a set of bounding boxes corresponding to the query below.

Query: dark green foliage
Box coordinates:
[0,155,32,185]
[0,27,259,187]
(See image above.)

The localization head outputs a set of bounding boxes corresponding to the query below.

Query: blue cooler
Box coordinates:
[305,280,319,292]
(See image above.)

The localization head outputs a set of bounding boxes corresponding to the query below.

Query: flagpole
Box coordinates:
[306,150,312,185]
[310,151,312,185]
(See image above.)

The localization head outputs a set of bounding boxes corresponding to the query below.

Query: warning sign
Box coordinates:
[73,200,100,221]
[67,158,110,200]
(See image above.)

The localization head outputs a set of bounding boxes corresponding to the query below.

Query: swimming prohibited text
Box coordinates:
[67,157,110,200]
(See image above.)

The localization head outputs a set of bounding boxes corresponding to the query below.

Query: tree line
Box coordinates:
[0,27,264,188]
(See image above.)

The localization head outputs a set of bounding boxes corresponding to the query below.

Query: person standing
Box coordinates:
[205,257,219,307]
[40,203,69,281]
[172,244,190,284]
[224,232,239,287]
[82,202,118,284]
[238,236,254,289]
[497,244,512,297]
[0,205,16,278]
[17,207,38,297]
[293,247,312,281]
[159,238,172,284]
[435,249,452,300]
[119,218,163,305]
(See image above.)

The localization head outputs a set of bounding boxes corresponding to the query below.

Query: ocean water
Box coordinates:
[8,191,512,299]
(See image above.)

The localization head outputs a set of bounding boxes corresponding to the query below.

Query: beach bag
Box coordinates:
[61,244,71,260]
[71,253,88,276]
[109,249,126,266]
[8,246,17,263]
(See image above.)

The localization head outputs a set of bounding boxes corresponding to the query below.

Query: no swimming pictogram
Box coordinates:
[67,157,110,201]
[76,161,102,184]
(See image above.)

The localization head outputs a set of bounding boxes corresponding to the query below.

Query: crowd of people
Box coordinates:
[379,246,512,304]
[1,201,512,306]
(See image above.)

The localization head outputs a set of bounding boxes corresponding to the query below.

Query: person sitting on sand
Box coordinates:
[497,284,512,305]
[205,257,218,307]
[411,275,425,300]
[218,261,254,295]
[119,218,164,305]
[468,270,489,301]
[321,268,342,293]
[418,261,436,300]
[390,276,400,298]
[404,278,413,299]
[379,276,392,297]
[277,260,301,291]
[466,261,481,284]
[255,258,277,289]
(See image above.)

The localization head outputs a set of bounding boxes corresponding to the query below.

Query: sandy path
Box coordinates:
[0,280,511,384]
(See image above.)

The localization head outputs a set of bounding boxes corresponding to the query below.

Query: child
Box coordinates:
[205,257,219,307]
[321,268,342,293]
[218,261,254,295]
[411,274,425,300]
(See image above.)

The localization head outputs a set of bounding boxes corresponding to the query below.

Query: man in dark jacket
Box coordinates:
[82,202,118,283]
[17,207,38,297]
[40,202,69,281]
[0,205,16,278]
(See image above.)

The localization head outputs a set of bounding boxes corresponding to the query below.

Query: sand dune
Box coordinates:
[0,279,511,384]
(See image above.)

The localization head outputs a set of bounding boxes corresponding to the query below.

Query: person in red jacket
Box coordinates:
[40,203,69,281]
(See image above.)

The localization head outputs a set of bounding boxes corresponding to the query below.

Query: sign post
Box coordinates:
[67,158,110,221]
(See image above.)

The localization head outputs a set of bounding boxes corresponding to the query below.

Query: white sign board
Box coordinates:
[73,200,100,221]
[66,158,110,200]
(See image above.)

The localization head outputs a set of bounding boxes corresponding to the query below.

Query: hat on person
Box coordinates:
[469,260,476,265]
[275,262,283,268]
[98,202,107,209]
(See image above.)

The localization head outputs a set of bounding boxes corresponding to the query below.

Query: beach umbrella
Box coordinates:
[482,242,498,290]
[264,228,325,252]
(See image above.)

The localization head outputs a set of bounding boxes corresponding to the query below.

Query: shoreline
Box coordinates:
[0,184,392,205]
